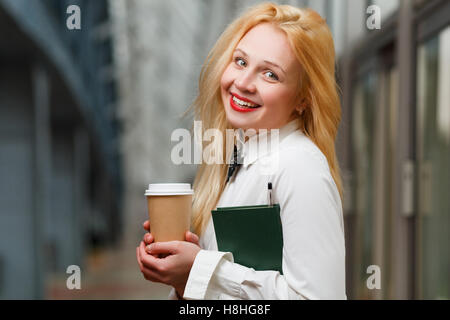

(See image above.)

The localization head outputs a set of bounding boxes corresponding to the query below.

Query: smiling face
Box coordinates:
[220,22,303,131]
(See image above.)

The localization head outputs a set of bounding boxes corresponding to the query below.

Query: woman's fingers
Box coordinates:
[139,241,162,271]
[143,220,150,232]
[142,234,159,258]
[146,241,179,256]
[185,231,200,245]
[143,233,154,245]
[136,246,145,271]
[141,266,162,282]
[137,245,162,282]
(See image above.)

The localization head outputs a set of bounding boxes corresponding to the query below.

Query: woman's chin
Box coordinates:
[225,111,256,131]
[227,118,255,131]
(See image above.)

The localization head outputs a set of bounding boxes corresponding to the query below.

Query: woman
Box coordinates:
[136,2,346,300]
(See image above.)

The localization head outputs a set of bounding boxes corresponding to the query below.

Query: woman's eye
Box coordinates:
[264,71,279,81]
[235,57,246,67]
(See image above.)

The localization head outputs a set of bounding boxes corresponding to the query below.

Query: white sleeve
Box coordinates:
[183,147,346,300]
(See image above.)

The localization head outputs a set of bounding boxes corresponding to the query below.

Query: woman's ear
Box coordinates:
[296,98,308,115]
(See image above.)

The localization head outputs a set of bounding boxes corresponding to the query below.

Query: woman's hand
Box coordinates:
[137,220,201,297]
[136,240,201,297]
[142,220,200,247]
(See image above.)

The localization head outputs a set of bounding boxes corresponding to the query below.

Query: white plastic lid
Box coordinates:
[145,183,194,196]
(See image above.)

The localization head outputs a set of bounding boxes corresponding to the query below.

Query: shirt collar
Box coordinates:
[242,119,301,168]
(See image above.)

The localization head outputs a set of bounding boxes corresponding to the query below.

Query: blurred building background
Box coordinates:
[0,0,448,299]
[0,0,122,299]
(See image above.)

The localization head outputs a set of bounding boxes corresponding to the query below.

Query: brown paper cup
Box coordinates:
[145,183,193,242]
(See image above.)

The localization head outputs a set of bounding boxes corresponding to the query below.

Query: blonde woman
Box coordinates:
[136,2,346,300]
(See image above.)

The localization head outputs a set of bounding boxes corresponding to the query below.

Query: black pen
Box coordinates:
[226,144,240,183]
[268,182,273,207]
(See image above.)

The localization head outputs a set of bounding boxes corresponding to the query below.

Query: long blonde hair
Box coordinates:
[187,2,343,236]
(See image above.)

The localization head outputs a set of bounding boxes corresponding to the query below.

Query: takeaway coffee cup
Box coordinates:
[145,183,193,242]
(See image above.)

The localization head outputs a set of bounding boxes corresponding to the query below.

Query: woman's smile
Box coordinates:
[229,92,262,113]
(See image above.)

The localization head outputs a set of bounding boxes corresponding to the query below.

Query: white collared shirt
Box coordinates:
[178,119,346,300]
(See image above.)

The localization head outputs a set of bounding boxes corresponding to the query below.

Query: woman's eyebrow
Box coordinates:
[234,48,286,75]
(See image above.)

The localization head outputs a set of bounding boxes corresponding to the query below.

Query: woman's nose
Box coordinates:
[235,71,256,93]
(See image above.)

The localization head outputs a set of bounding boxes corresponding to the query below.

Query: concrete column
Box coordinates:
[32,63,52,298]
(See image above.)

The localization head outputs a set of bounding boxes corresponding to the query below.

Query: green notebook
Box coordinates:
[212,204,283,274]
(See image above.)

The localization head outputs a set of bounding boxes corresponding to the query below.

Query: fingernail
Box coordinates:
[146,244,152,252]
